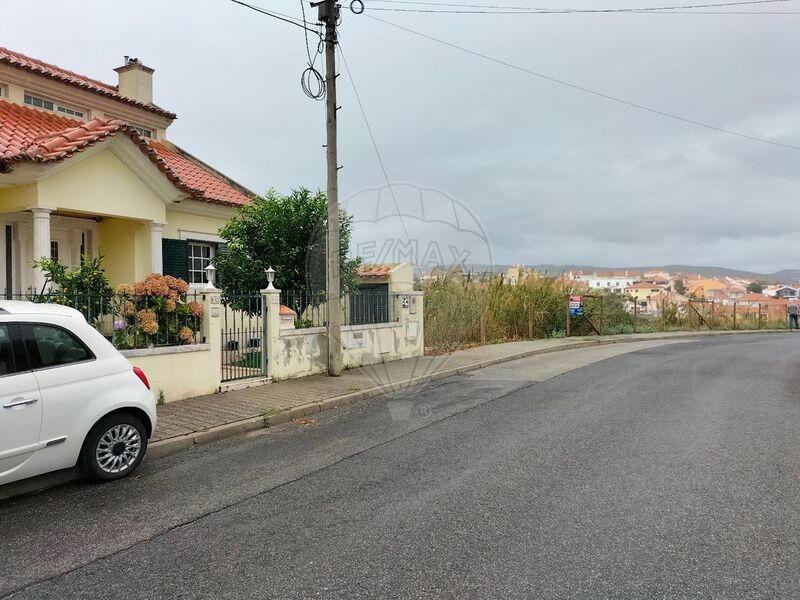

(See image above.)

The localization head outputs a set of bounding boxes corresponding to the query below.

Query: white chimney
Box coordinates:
[114,57,154,105]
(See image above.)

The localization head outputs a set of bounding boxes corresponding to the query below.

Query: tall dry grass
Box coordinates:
[422,277,788,353]
[423,276,577,352]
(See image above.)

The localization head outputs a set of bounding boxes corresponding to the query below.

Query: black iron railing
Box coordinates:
[4,291,203,349]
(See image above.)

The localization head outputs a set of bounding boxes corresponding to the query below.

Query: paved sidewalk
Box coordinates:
[153,338,582,442]
[152,328,787,446]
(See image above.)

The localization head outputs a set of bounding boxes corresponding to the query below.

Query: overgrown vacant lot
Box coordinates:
[422,276,785,353]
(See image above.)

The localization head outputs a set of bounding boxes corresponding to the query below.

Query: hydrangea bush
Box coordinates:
[113,274,203,348]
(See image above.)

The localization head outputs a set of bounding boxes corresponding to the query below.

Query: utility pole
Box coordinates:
[315,0,342,376]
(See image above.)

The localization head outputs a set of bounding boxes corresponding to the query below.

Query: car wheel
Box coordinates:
[79,413,148,482]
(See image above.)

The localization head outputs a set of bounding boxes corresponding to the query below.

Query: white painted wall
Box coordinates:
[267,291,424,381]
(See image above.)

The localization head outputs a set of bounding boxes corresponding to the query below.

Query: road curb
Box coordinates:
[1,329,789,501]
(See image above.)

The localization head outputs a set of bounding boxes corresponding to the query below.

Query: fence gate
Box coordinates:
[220,293,267,383]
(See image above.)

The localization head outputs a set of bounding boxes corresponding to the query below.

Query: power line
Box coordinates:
[229,0,318,32]
[365,14,800,152]
[363,0,794,13]
[367,0,790,6]
[299,0,326,99]
[366,7,800,13]
[338,42,411,240]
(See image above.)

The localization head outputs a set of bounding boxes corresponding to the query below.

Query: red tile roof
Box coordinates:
[0,100,249,206]
[739,293,769,302]
[148,142,250,206]
[359,265,394,278]
[0,47,176,119]
[279,304,297,316]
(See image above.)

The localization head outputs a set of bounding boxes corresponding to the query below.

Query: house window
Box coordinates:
[24,92,85,119]
[131,125,153,139]
[56,105,85,118]
[50,241,59,262]
[188,242,214,284]
[0,83,6,98]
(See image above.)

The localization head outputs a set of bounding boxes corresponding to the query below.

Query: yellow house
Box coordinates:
[624,282,669,302]
[686,278,727,299]
[0,48,251,294]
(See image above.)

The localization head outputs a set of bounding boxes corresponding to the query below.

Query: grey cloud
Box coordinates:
[2,0,798,272]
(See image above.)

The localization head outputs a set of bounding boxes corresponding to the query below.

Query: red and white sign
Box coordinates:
[569,295,582,309]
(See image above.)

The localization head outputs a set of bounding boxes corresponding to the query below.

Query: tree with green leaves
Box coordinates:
[215,188,361,297]
[32,255,114,326]
[747,281,764,294]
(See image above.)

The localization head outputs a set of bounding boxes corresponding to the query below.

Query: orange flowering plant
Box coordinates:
[113,274,203,348]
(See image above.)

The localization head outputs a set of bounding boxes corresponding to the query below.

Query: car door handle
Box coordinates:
[3,397,39,408]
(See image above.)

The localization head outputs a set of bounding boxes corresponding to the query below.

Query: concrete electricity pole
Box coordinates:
[316,0,343,376]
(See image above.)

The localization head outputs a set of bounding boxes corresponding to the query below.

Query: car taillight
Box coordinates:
[133,366,151,390]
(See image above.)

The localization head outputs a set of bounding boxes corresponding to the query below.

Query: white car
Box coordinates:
[0,301,156,486]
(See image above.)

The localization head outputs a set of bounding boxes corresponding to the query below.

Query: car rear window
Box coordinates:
[21,323,95,370]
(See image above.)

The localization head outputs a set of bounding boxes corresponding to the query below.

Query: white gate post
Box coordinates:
[260,287,281,380]
[200,287,223,391]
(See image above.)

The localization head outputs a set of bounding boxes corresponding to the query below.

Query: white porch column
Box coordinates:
[31,208,52,292]
[149,222,163,275]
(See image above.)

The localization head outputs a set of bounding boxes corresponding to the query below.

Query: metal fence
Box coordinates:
[349,288,391,326]
[282,289,327,328]
[280,288,394,328]
[4,291,203,349]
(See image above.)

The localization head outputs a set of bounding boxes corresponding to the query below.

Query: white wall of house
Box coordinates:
[580,276,640,294]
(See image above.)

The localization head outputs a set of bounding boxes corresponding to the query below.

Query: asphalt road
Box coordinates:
[2,335,799,599]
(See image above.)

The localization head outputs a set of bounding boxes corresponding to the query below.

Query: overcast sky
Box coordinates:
[2,0,799,273]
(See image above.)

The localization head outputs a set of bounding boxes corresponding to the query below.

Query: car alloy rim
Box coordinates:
[95,424,142,474]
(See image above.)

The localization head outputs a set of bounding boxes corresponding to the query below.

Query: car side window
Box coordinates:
[0,324,17,377]
[22,323,95,370]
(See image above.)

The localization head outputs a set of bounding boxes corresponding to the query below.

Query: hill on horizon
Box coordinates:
[528,264,800,283]
[455,264,800,284]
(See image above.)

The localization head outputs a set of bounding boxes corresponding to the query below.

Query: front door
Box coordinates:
[0,323,42,479]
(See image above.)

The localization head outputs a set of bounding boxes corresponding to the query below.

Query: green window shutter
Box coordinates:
[162,239,189,281]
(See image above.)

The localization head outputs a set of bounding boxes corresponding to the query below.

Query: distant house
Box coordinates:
[570,269,641,294]
[624,282,669,303]
[705,288,730,304]
[765,285,799,299]
[686,278,727,299]
[725,285,746,301]
[646,290,689,315]
[0,48,251,294]
[502,264,542,285]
